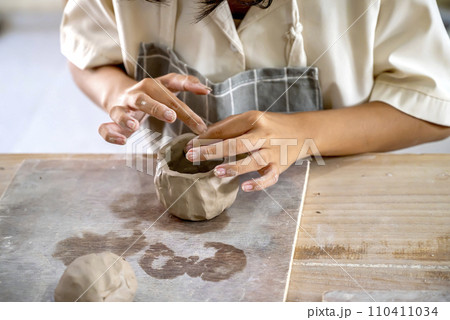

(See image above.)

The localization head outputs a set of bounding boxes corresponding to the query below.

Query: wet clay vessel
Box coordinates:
[154,133,239,221]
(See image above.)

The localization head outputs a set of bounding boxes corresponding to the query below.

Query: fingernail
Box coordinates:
[214,167,226,177]
[127,120,136,129]
[186,149,199,162]
[242,184,254,192]
[164,110,176,122]
[197,123,207,133]
[194,83,212,92]
[185,141,194,152]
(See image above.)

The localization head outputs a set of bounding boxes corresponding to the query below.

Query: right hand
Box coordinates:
[99,73,211,145]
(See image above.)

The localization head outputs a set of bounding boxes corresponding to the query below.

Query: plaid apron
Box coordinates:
[136,42,322,137]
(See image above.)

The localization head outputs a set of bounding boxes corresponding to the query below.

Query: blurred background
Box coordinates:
[0,0,449,154]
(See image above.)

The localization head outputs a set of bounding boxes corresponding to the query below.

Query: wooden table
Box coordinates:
[1,154,449,301]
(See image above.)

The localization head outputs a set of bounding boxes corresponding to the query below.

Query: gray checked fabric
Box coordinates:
[136,43,322,136]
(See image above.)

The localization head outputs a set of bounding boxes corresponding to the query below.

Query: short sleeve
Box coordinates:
[370,0,450,126]
[60,0,123,69]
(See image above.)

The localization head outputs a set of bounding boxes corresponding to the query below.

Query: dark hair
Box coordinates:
[145,0,272,21]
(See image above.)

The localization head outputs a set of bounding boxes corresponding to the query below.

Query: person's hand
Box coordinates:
[99,73,211,145]
[184,111,310,192]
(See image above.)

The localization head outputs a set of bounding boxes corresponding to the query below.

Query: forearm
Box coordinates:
[68,62,136,112]
[187,101,449,191]
[302,101,450,155]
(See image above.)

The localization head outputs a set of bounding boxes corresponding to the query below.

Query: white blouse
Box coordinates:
[61,0,450,126]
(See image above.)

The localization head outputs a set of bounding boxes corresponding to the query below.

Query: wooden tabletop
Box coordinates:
[1,153,449,301]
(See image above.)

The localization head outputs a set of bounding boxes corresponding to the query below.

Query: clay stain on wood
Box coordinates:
[110,192,230,234]
[52,230,148,265]
[109,192,162,227]
[424,271,450,281]
[139,242,247,282]
[295,242,368,260]
[392,236,449,261]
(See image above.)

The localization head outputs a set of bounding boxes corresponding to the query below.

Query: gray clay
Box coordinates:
[54,252,137,302]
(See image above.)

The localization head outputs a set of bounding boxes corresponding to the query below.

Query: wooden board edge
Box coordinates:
[283,160,311,302]
[0,159,27,201]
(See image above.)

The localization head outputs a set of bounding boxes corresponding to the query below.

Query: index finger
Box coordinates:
[197,111,260,140]
[184,113,254,151]
[149,83,208,134]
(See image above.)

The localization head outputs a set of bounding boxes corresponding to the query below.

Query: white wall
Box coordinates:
[0,0,63,12]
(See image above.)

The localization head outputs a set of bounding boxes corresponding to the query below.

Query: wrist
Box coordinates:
[288,111,323,154]
[99,66,137,113]
[101,86,121,113]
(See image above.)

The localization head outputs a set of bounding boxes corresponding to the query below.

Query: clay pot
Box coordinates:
[154,133,239,221]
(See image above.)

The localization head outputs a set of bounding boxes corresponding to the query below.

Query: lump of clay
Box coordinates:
[54,252,137,302]
[154,133,239,221]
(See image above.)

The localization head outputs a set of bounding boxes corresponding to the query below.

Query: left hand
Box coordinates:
[185,111,309,192]
[98,73,210,145]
